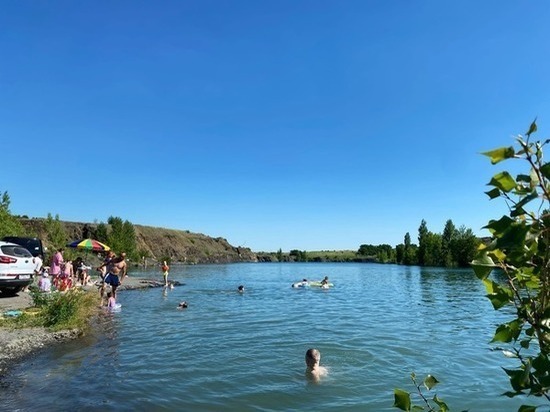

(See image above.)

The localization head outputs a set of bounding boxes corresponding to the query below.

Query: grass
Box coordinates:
[0,287,99,332]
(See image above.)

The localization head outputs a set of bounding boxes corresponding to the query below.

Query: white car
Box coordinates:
[0,240,35,296]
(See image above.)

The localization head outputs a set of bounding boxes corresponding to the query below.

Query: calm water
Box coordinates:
[1,263,531,411]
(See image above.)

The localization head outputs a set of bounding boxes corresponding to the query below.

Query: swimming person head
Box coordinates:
[178,301,188,309]
[305,348,327,381]
[238,285,244,292]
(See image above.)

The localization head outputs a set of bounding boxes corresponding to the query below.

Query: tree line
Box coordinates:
[0,191,140,262]
[359,219,479,268]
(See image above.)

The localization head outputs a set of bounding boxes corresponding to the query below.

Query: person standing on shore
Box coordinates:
[50,248,64,285]
[161,261,169,287]
[117,252,128,283]
[104,252,127,298]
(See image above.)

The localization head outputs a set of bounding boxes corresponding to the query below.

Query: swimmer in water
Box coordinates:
[178,301,188,309]
[305,348,327,381]
[238,285,245,293]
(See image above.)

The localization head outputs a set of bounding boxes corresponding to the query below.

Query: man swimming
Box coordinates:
[305,348,327,381]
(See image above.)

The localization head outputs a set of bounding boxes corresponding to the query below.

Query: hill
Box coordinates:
[18,218,258,264]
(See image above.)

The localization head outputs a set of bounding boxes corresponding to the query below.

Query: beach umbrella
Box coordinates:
[66,238,111,252]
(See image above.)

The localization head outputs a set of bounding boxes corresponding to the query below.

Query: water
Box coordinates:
[0,263,533,411]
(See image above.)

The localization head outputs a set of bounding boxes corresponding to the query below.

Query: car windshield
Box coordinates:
[2,237,43,256]
[1,245,33,258]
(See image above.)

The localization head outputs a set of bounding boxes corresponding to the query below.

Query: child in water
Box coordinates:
[107,292,116,309]
[305,348,328,381]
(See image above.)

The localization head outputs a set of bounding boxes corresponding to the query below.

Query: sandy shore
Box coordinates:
[0,275,174,376]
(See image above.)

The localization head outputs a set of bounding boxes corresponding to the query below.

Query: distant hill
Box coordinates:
[18,218,258,264]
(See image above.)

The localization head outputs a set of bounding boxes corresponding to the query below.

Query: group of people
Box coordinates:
[33,248,93,293]
[32,248,128,311]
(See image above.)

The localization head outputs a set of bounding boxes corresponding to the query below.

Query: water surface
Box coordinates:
[1,263,529,411]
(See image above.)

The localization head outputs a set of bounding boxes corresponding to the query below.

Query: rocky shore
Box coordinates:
[0,276,176,377]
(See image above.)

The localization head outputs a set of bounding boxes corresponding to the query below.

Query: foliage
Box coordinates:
[394,373,452,412]
[107,216,138,259]
[289,249,308,262]
[471,120,550,409]
[95,222,109,243]
[0,287,98,331]
[401,232,418,265]
[34,288,97,331]
[0,190,26,238]
[357,244,396,263]
[397,220,479,268]
[44,213,67,251]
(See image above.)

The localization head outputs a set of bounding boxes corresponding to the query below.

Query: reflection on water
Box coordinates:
[1,263,526,411]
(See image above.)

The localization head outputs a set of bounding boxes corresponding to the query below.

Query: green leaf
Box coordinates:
[526,119,537,137]
[532,353,550,373]
[483,279,513,310]
[393,389,411,411]
[432,395,449,412]
[518,405,538,412]
[503,367,530,391]
[492,319,522,343]
[511,192,539,217]
[489,172,517,192]
[482,147,515,164]
[540,163,550,180]
[471,254,497,279]
[516,174,532,183]
[423,374,439,390]
[485,187,501,199]
[496,223,530,250]
[484,216,515,235]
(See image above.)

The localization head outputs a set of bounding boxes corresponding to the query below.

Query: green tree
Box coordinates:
[471,120,550,408]
[395,244,404,264]
[451,225,479,267]
[417,219,429,266]
[440,219,456,267]
[0,191,25,238]
[107,216,137,258]
[95,222,109,243]
[402,232,417,265]
[276,248,283,261]
[44,213,67,251]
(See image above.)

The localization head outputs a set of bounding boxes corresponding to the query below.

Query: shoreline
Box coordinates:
[0,276,176,377]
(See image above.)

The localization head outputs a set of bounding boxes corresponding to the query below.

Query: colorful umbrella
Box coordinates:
[66,238,111,252]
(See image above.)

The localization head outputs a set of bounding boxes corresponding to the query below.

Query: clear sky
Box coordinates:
[2,1,550,252]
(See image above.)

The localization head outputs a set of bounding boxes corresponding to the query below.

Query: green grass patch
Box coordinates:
[0,287,99,332]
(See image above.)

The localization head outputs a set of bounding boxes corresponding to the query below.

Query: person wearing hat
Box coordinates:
[38,269,51,293]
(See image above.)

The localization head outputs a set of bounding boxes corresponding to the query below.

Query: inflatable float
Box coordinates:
[292,280,334,288]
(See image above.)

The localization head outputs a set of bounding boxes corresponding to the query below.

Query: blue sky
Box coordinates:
[2,1,550,252]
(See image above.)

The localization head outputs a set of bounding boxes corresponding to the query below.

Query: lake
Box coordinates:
[1,263,530,411]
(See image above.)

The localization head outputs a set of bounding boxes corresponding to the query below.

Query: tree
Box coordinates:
[44,213,67,251]
[95,222,109,243]
[0,190,25,238]
[471,120,550,408]
[107,216,137,258]
[451,225,479,267]
[440,219,456,267]
[402,232,417,265]
[417,219,429,266]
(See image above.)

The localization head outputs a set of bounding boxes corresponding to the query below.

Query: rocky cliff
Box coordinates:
[19,218,258,264]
